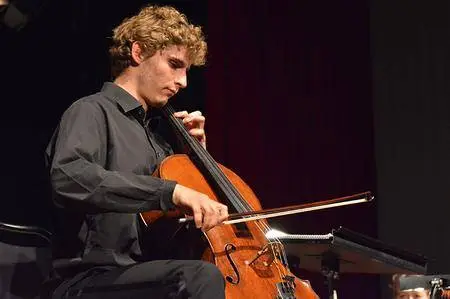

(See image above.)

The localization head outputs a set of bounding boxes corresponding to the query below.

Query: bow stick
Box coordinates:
[178,191,373,225]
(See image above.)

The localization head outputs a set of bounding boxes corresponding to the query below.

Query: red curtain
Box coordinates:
[206,1,378,298]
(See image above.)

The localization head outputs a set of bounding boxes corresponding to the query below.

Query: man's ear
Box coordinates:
[131,42,145,65]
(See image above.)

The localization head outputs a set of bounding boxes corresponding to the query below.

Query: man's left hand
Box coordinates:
[174,110,206,149]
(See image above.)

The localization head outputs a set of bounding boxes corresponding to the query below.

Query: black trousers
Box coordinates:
[52,260,225,299]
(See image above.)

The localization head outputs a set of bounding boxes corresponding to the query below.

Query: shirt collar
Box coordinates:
[101,82,142,113]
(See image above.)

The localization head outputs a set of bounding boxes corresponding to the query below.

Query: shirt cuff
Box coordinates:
[159,180,177,212]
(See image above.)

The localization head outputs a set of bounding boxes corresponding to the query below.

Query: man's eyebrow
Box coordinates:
[169,57,190,69]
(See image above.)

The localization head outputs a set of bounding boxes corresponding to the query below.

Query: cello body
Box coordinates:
[141,154,319,299]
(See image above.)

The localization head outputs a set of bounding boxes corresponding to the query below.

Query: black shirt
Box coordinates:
[45,82,177,275]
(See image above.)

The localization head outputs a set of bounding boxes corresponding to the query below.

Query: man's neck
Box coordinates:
[114,74,148,111]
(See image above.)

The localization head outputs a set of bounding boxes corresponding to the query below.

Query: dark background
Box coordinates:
[1,0,449,298]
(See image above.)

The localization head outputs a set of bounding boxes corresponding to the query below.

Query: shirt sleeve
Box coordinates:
[46,99,177,213]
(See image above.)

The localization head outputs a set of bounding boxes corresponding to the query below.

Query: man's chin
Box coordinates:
[149,97,169,108]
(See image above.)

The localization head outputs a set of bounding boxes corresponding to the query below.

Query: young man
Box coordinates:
[45,5,228,299]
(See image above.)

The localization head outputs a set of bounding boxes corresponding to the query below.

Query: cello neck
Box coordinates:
[161,104,251,213]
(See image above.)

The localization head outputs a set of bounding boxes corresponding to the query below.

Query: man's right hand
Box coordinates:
[172,184,229,232]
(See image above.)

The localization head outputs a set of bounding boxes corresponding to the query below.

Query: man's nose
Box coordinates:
[175,72,187,89]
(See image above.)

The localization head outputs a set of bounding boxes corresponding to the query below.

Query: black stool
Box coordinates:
[0,221,56,299]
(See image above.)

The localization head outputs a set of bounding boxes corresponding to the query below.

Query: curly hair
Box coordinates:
[109,5,207,78]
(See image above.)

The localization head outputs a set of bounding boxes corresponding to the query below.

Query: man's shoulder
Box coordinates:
[65,92,115,115]
[73,91,113,108]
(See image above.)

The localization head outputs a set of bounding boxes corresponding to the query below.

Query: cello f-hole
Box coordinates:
[224,243,240,285]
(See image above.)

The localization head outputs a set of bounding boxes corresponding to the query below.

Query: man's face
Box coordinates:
[136,45,190,108]
[396,290,430,299]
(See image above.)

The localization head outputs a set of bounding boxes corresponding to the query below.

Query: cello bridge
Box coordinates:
[246,242,283,267]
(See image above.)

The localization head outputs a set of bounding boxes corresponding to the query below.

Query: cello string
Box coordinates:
[163,105,249,213]
[165,106,317,296]
[163,105,290,282]
[163,107,276,246]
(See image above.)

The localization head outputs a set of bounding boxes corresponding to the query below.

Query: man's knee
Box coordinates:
[201,262,223,281]
[193,261,225,290]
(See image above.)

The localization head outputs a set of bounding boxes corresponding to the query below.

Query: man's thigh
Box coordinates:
[53,260,224,299]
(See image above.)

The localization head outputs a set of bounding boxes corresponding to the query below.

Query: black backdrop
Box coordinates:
[1,0,449,298]
[372,0,450,297]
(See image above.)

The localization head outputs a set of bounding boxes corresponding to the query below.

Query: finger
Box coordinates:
[192,206,203,229]
[188,128,206,148]
[187,110,202,118]
[183,115,205,129]
[203,200,224,230]
[212,204,228,225]
[173,111,189,118]
[188,128,205,138]
[218,205,229,223]
[206,203,227,229]
[183,114,205,124]
[201,206,216,232]
[175,111,202,121]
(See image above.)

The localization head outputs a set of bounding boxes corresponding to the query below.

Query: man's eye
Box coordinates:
[169,60,180,69]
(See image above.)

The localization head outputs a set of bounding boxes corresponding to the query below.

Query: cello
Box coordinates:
[141,104,319,299]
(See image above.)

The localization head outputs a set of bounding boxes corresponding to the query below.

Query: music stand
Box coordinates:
[266,226,428,299]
